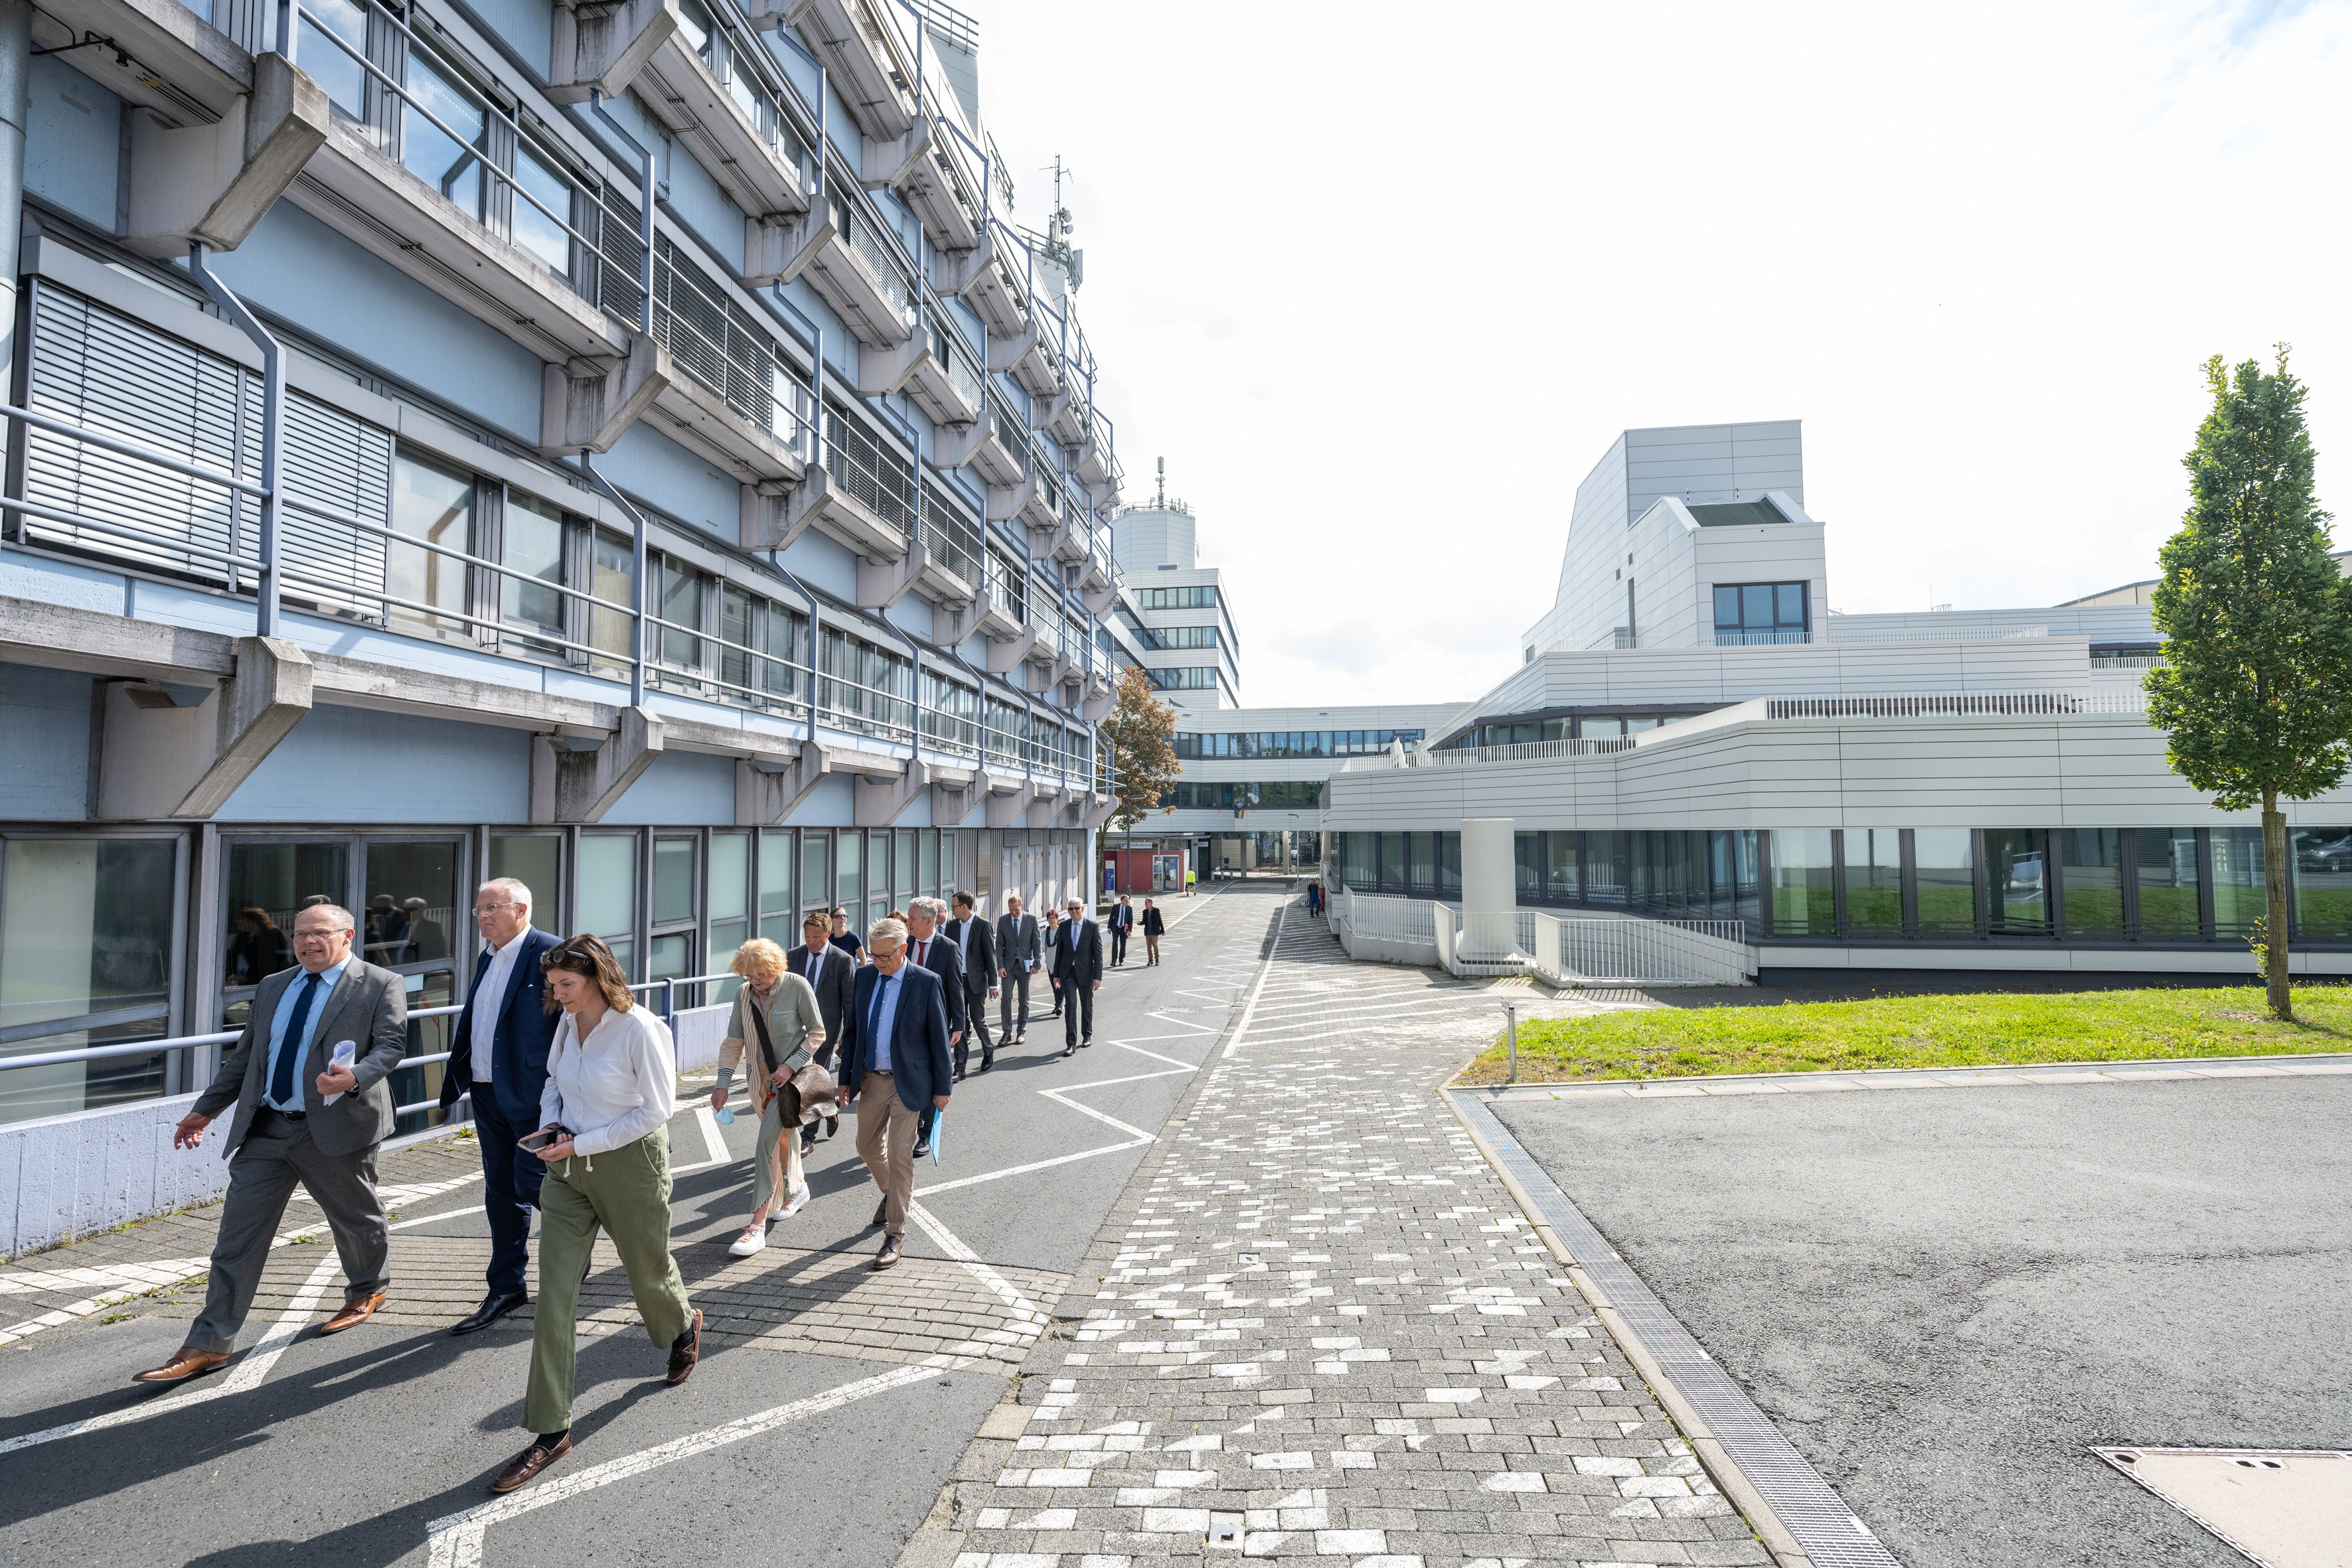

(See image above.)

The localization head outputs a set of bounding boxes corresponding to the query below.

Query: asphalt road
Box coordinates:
[0,884,1286,1567]
[1493,1073,2352,1567]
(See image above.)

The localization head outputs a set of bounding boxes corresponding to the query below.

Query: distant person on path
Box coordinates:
[437,878,562,1338]
[1108,894,1135,966]
[1142,898,1165,966]
[496,935,699,1494]
[946,891,998,1073]
[139,903,406,1385]
[995,894,1040,1045]
[835,917,953,1271]
[713,939,826,1256]
[787,912,854,1150]
[1052,897,1103,1057]
[829,907,864,964]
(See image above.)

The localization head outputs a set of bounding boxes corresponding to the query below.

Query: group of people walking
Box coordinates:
[135,874,1172,1496]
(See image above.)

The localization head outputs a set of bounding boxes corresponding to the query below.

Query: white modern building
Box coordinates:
[1318,421,2352,980]
[1109,474,1240,709]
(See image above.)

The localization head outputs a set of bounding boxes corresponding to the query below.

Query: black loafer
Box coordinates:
[450,1290,528,1337]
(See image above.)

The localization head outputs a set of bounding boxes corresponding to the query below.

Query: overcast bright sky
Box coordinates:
[967,0,2351,708]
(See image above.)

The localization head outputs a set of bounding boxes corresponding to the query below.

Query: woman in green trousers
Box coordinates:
[490,934,700,1495]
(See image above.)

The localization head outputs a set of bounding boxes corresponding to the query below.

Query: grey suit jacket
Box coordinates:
[195,959,410,1158]
[996,911,1041,973]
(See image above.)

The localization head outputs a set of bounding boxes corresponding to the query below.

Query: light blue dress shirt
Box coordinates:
[867,969,902,1074]
[265,957,351,1111]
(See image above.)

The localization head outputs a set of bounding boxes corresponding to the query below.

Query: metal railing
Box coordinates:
[1822,623,2053,644]
[919,484,982,588]
[1420,737,1636,766]
[823,410,918,536]
[829,194,920,332]
[655,238,818,457]
[1713,629,1809,647]
[1764,690,2149,720]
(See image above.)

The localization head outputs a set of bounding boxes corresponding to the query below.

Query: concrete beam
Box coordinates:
[980,625,1047,675]
[125,53,330,258]
[540,704,663,823]
[1081,682,1113,722]
[860,119,930,191]
[985,471,1034,524]
[985,316,1038,375]
[935,593,986,647]
[94,637,311,819]
[853,332,925,399]
[929,775,981,827]
[1079,578,1117,617]
[933,419,985,469]
[854,757,930,825]
[175,637,313,818]
[546,0,677,103]
[985,781,1037,828]
[540,333,666,455]
[744,204,834,288]
[1080,792,1117,830]
[855,538,927,610]
[938,225,995,295]
[736,745,829,824]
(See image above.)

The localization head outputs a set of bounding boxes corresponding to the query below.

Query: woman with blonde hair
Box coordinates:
[712,937,825,1257]
[494,934,698,1495]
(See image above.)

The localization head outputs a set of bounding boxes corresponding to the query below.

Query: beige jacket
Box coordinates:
[719,973,825,1114]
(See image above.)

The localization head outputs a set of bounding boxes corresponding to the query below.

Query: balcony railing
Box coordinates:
[831,194,919,333]
[919,484,982,588]
[1713,628,1808,647]
[654,237,817,457]
[984,552,1024,623]
[823,411,918,537]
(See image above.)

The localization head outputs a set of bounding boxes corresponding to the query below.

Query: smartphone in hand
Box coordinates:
[518,1127,565,1152]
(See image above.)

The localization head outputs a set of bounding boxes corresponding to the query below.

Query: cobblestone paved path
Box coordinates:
[921,903,1766,1568]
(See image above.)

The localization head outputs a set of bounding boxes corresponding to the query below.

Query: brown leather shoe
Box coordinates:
[131,1348,230,1385]
[665,1308,703,1386]
[319,1291,388,1335]
[872,1234,903,1271]
[489,1433,572,1494]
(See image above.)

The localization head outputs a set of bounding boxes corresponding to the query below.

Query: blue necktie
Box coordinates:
[867,976,888,1062]
[272,972,323,1107]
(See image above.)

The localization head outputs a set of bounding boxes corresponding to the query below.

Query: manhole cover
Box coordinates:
[2094,1447,2352,1567]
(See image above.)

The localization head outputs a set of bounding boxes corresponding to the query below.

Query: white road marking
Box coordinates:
[913,1140,1147,1196]
[1220,902,1289,1061]
[907,1202,1046,1326]
[422,1358,947,1568]
[694,1105,730,1168]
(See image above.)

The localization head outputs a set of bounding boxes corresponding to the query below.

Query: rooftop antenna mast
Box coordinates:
[1042,153,1081,287]
[1156,456,1166,509]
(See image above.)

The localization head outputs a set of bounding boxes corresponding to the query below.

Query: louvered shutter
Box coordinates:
[278,392,390,619]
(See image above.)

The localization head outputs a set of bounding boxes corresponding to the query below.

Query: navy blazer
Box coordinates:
[842,961,954,1114]
[906,931,967,1038]
[438,926,562,1126]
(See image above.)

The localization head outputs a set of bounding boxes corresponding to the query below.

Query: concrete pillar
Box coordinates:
[1458,818,1518,959]
[0,0,32,416]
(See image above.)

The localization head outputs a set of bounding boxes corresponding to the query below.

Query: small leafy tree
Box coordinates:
[2146,348,2352,1020]
[1101,665,1180,832]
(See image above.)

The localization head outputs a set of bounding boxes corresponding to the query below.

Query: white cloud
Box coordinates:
[967,0,2352,705]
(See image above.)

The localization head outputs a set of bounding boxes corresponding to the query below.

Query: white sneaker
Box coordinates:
[780,1188,810,1217]
[727,1225,767,1257]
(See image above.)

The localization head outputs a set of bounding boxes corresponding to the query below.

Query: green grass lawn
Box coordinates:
[1456,984,2352,1085]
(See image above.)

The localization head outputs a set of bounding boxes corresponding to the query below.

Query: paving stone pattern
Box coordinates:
[936,905,1766,1568]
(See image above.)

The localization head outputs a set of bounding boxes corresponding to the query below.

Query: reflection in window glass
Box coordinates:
[512,142,574,275]
[941,832,957,895]
[1844,829,1902,932]
[1768,829,1833,935]
[2136,829,2201,937]
[1913,829,1975,935]
[362,841,460,967]
[2059,829,2125,936]
[895,830,915,899]
[710,831,749,987]
[1377,833,1405,893]
[837,832,862,908]
[1410,832,1435,892]
[659,558,704,671]
[390,452,473,635]
[1513,832,1539,897]
[301,0,370,125]
[1985,830,2048,935]
[589,528,635,676]
[920,832,939,898]
[1546,834,1579,900]
[226,841,349,986]
[1,838,177,1123]
[2209,827,2265,936]
[1439,833,1461,897]
[402,49,487,218]
[2293,828,2352,935]
[1585,832,1628,905]
[502,493,566,652]
[578,835,637,975]
[649,931,692,984]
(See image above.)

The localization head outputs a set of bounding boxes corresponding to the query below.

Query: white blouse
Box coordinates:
[540,1004,676,1157]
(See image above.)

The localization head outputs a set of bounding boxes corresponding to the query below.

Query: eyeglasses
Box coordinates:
[473,901,518,914]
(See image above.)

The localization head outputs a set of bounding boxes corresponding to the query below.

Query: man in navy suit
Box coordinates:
[835,917,952,1271]
[438,877,562,1334]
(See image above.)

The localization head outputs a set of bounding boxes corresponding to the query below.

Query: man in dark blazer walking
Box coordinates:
[1108,894,1135,967]
[945,891,998,1073]
[835,917,953,1271]
[789,909,854,1148]
[995,894,1041,1045]
[139,903,407,1383]
[438,878,562,1336]
[905,898,967,1056]
[1142,898,1166,965]
[1050,896,1104,1057]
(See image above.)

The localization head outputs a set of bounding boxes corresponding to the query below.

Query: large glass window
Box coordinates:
[224,840,348,990]
[402,48,489,219]
[502,492,567,653]
[1410,832,1436,892]
[1545,833,1579,901]
[1585,832,1628,905]
[894,829,916,903]
[837,830,862,913]
[489,834,562,932]
[2294,828,2352,937]
[868,830,891,926]
[657,556,706,673]
[710,830,750,998]
[1913,829,1976,935]
[1844,829,1902,933]
[2209,827,2266,938]
[1,836,179,1125]
[1514,832,1540,898]
[2058,829,2126,937]
[301,0,370,122]
[1713,581,1808,646]
[578,834,637,976]
[390,451,473,635]
[1439,832,1462,897]
[1985,830,2049,936]
[759,828,797,945]
[801,830,832,921]
[1768,829,1834,935]
[362,840,461,967]
[1377,833,1406,893]
[512,141,575,275]
[2136,828,2201,938]
[589,527,635,677]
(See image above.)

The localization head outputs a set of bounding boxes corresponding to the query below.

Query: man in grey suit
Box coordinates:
[994,894,1041,1046]
[134,903,409,1383]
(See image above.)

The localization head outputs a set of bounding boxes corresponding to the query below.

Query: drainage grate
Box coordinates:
[1451,1090,1903,1568]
